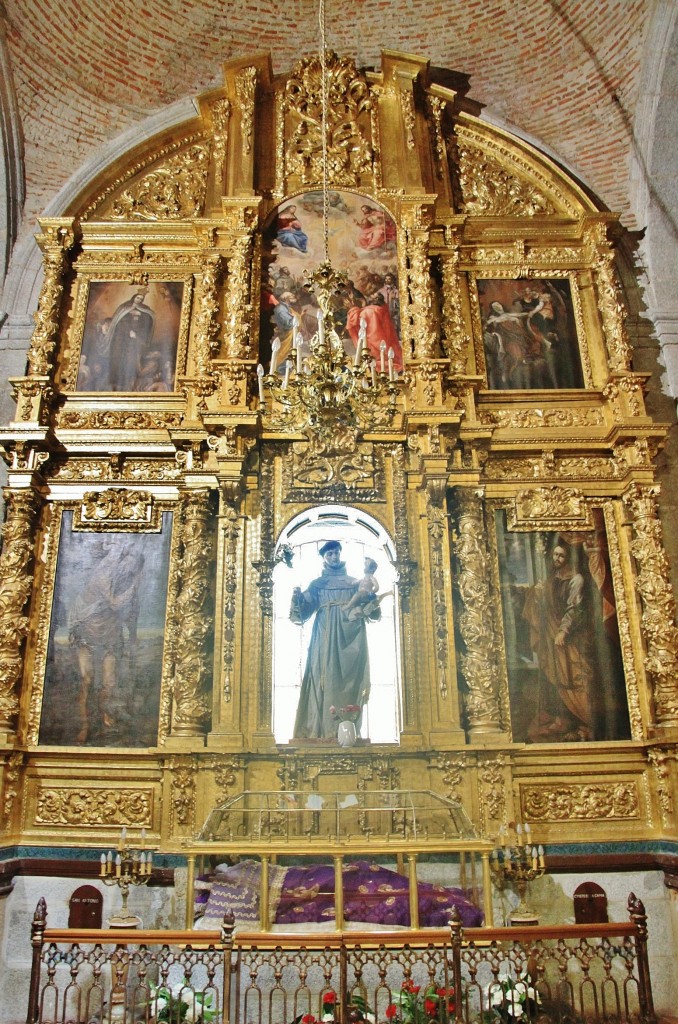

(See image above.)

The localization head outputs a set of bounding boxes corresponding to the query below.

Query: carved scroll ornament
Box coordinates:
[285,51,372,185]
[456,137,555,217]
[110,145,209,220]
[74,488,157,530]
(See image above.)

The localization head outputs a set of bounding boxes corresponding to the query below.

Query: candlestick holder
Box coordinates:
[490,822,546,926]
[100,828,154,927]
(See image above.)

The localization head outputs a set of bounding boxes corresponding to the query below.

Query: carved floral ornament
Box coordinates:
[284,51,373,185]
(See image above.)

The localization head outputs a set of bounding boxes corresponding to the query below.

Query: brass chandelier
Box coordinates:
[256,0,399,445]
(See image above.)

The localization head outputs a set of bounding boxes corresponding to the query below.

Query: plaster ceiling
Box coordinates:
[3,0,656,236]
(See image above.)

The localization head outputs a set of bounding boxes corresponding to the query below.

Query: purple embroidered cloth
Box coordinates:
[199,859,483,928]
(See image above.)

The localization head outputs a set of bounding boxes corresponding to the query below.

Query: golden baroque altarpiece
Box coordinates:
[0,50,676,870]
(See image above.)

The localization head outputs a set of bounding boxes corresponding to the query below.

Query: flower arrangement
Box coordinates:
[483,972,541,1022]
[329,704,362,723]
[147,981,217,1024]
[296,991,370,1024]
[384,981,456,1024]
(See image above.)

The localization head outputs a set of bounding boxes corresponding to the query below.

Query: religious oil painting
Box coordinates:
[260,191,402,374]
[478,278,584,390]
[38,512,173,747]
[75,280,185,392]
[495,509,630,743]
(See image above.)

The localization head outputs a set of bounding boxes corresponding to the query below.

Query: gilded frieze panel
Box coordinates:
[521,782,641,823]
[32,785,153,828]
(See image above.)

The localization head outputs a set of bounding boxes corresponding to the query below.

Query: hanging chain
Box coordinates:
[319,0,330,264]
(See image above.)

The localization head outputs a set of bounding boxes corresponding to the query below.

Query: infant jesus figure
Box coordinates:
[343,557,380,621]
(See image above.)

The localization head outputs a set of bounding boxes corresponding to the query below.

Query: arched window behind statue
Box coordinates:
[273,505,401,745]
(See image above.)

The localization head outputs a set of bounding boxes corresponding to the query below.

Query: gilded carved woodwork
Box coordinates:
[110,145,210,220]
[407,230,437,360]
[439,251,469,374]
[453,488,503,738]
[210,98,232,184]
[521,782,640,822]
[623,485,678,727]
[507,486,592,531]
[285,51,373,186]
[34,786,152,827]
[193,253,223,381]
[587,224,632,373]
[223,235,253,359]
[0,48,675,860]
[456,137,554,218]
[235,67,257,156]
[220,498,241,704]
[425,482,450,699]
[647,747,674,830]
[26,223,75,378]
[282,441,385,504]
[170,490,216,736]
[0,489,40,730]
[1,751,24,830]
[74,489,158,531]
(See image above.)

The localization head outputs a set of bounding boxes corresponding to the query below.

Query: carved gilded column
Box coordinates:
[407,230,437,360]
[193,252,223,381]
[587,222,632,374]
[210,97,232,192]
[0,489,40,738]
[623,484,678,729]
[223,233,253,360]
[453,487,505,739]
[440,248,470,375]
[26,219,76,379]
[425,481,451,700]
[170,489,216,738]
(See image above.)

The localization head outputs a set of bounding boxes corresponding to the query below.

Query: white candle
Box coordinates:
[296,341,303,374]
[147,851,153,875]
[100,853,106,877]
[270,338,280,376]
[379,340,386,373]
[317,308,325,344]
[370,360,377,388]
[388,347,395,381]
[538,844,545,868]
[257,364,265,404]
[354,336,363,366]
[283,361,291,389]
[115,854,122,878]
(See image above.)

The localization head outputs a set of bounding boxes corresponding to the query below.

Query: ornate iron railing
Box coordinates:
[26,893,656,1024]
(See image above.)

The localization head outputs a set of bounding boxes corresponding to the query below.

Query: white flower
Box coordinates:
[322,1014,334,1021]
[183,1003,199,1023]
[150,996,168,1015]
[172,983,188,999]
[489,986,504,1007]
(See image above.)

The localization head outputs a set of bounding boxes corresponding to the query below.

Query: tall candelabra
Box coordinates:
[99,828,154,927]
[490,822,546,925]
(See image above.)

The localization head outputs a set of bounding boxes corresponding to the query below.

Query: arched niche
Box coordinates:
[272,504,401,745]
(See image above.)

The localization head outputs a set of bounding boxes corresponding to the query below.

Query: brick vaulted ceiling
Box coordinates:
[3,0,654,233]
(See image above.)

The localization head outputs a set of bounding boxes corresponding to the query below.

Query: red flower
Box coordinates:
[385,1005,398,1019]
[302,1015,317,1023]
[424,999,437,1016]
[323,993,337,1006]
[401,981,420,994]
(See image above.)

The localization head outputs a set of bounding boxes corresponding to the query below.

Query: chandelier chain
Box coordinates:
[319,0,329,263]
